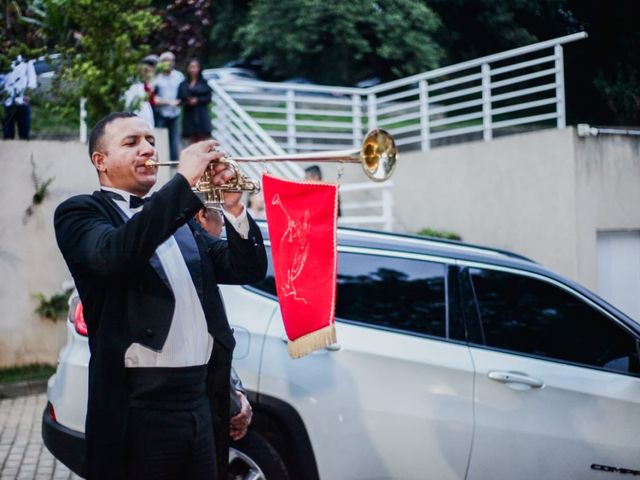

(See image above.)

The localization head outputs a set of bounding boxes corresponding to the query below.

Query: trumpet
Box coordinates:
[145,129,397,207]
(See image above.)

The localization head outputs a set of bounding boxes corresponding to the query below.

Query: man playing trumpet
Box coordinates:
[54,112,267,479]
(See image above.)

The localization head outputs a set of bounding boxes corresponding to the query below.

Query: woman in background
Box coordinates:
[178,58,213,144]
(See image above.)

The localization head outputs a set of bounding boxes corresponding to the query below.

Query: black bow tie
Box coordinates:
[129,195,146,208]
[101,190,147,209]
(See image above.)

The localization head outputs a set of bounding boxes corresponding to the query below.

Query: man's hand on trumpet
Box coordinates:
[177,139,244,216]
[177,139,223,187]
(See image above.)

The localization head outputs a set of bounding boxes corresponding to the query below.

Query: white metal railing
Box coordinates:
[210,81,303,181]
[338,181,394,232]
[210,82,394,230]
[213,31,587,154]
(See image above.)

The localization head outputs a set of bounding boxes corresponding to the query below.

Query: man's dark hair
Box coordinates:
[88,111,138,157]
[304,165,322,180]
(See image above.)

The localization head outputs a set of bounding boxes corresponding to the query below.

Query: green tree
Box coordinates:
[564,0,640,125]
[237,0,443,85]
[1,0,47,70]
[151,0,210,67]
[204,0,250,67]
[426,0,569,64]
[56,0,161,126]
[427,0,640,125]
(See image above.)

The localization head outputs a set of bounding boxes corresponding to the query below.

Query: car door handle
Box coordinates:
[280,334,341,352]
[487,370,544,388]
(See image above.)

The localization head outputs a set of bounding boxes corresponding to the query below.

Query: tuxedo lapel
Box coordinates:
[93,190,172,291]
[174,223,203,303]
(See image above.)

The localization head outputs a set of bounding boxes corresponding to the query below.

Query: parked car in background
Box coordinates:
[43,223,640,479]
[354,76,381,89]
[203,67,261,93]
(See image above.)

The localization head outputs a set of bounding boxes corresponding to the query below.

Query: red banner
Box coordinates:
[262,173,338,358]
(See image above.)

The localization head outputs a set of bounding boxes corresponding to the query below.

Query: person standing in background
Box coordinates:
[124,55,158,129]
[178,59,213,144]
[193,205,255,445]
[3,55,37,140]
[154,51,184,161]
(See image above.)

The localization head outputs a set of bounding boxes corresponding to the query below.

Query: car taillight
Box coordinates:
[74,302,88,336]
[47,402,57,422]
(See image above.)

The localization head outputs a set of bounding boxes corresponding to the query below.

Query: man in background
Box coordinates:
[194,205,254,444]
[304,165,322,182]
[154,51,184,161]
[3,55,37,140]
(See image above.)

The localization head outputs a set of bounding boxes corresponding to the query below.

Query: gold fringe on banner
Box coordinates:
[287,324,337,359]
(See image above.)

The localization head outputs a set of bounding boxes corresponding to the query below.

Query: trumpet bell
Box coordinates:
[361,129,398,182]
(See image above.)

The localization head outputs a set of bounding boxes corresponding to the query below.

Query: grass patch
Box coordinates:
[31,102,78,138]
[417,228,462,241]
[0,364,56,384]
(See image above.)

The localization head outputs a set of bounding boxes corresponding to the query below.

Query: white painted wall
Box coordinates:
[0,131,169,366]
[597,231,640,321]
[391,128,580,279]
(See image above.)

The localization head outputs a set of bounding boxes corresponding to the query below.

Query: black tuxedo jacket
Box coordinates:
[54,174,267,479]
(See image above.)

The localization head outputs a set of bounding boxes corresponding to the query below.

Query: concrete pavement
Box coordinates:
[0,394,82,479]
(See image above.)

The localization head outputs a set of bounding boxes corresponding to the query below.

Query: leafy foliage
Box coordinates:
[33,287,73,321]
[594,65,640,125]
[237,0,443,85]
[416,228,462,241]
[52,0,161,126]
[427,0,570,64]
[204,0,250,67]
[0,0,45,70]
[0,363,56,384]
[23,155,54,222]
[151,0,210,66]
[0,0,74,71]
[563,0,640,125]
[427,0,640,125]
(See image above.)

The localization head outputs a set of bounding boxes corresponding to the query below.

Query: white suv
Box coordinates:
[44,222,640,479]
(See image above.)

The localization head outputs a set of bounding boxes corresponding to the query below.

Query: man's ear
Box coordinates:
[92,151,107,173]
[195,208,207,225]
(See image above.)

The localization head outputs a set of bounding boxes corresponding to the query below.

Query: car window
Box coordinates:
[336,252,447,338]
[469,268,640,375]
[250,248,448,338]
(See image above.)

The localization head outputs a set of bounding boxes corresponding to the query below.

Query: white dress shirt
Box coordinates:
[103,186,211,368]
[3,56,37,107]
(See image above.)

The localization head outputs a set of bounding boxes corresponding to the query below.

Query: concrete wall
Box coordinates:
[392,128,580,278]
[0,131,168,366]
[390,127,640,292]
[574,134,640,289]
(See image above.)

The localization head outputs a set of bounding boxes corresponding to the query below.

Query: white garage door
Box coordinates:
[597,230,640,321]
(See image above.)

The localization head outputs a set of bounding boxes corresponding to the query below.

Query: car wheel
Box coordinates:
[229,430,290,480]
